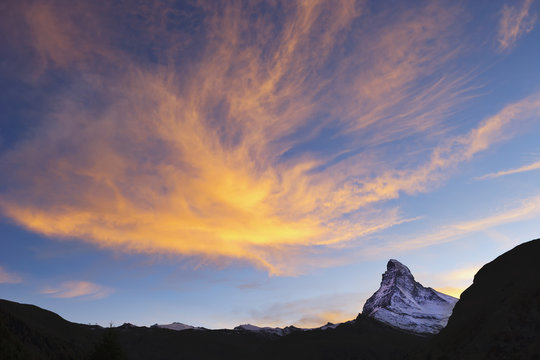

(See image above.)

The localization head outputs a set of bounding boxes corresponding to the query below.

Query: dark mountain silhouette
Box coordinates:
[415,238,540,359]
[1,238,539,359]
[0,298,101,359]
[257,315,426,360]
[0,299,423,359]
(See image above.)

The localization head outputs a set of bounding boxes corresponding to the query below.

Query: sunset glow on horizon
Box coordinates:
[1,0,539,329]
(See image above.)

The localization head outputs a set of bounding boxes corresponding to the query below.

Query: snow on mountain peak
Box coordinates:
[233,324,302,336]
[155,322,194,331]
[362,259,458,334]
[233,322,339,335]
[235,324,264,331]
[387,259,413,277]
[154,322,208,331]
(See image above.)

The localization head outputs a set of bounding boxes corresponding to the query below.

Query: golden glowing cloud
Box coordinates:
[476,159,540,180]
[41,281,113,299]
[1,1,532,274]
[434,287,465,299]
[434,265,483,298]
[248,293,363,328]
[0,266,22,284]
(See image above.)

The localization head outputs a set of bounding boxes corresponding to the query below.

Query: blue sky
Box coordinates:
[1,0,539,328]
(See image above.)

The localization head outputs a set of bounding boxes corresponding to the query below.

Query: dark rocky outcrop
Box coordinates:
[418,238,540,359]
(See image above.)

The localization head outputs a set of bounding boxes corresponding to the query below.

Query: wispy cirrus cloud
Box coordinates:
[249,292,364,328]
[41,281,113,300]
[0,1,535,275]
[370,194,540,257]
[433,287,465,299]
[0,266,22,284]
[497,0,538,51]
[442,265,483,282]
[476,159,540,180]
[433,265,483,298]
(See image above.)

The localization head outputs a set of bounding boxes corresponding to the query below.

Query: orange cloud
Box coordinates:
[443,266,482,282]
[497,0,537,51]
[41,280,113,300]
[248,293,363,328]
[0,1,524,274]
[434,265,483,298]
[476,159,540,180]
[0,266,22,284]
[434,287,465,299]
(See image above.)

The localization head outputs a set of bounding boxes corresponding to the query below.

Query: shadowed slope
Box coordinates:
[0,299,100,359]
[258,315,426,360]
[0,298,424,360]
[421,238,540,359]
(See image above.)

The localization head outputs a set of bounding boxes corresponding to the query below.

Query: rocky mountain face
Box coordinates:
[362,259,458,334]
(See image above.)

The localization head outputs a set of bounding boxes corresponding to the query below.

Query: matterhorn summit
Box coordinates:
[362,259,458,334]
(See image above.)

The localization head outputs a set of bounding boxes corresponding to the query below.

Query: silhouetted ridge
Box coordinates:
[0,298,424,359]
[420,238,540,359]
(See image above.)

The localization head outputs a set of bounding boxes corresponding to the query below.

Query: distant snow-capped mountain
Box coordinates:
[362,259,458,334]
[154,321,339,336]
[154,322,206,331]
[234,322,338,335]
[234,324,301,336]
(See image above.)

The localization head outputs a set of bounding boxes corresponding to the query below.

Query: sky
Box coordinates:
[0,0,539,329]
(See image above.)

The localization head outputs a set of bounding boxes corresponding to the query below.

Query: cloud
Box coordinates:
[442,266,482,282]
[434,287,466,299]
[0,1,534,275]
[433,264,483,298]
[248,293,364,328]
[40,281,113,300]
[497,0,538,51]
[476,159,540,180]
[325,93,540,235]
[370,194,540,256]
[0,266,22,284]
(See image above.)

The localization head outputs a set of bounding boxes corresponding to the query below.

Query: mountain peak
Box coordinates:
[376,259,415,296]
[386,259,413,277]
[363,259,458,334]
[155,322,194,331]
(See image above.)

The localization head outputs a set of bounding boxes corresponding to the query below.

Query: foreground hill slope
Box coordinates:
[420,238,540,359]
[258,315,426,360]
[0,299,99,359]
[0,299,424,360]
